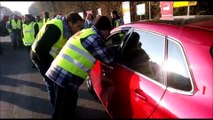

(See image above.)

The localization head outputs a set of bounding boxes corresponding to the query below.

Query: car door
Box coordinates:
[90,28,131,113]
[101,29,168,118]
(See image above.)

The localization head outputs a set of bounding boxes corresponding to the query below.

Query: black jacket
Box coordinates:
[33,24,61,65]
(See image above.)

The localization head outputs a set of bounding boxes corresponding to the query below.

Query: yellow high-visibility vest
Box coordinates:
[115,19,120,27]
[32,18,66,58]
[43,18,51,25]
[52,28,96,79]
[36,20,43,30]
[11,19,21,29]
[22,22,36,46]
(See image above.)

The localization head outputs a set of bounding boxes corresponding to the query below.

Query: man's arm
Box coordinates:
[82,34,114,64]
[21,24,24,39]
[35,24,61,62]
[34,23,39,38]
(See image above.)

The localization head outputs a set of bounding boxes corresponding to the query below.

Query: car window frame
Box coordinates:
[166,36,195,95]
[105,28,131,48]
[108,26,194,95]
[100,27,133,68]
[118,27,167,88]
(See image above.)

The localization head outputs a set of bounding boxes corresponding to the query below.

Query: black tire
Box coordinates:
[86,76,95,95]
[86,76,101,102]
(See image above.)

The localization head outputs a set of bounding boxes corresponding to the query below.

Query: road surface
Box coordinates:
[0,36,110,119]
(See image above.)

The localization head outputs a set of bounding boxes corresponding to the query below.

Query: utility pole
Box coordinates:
[149,1,151,20]
[187,4,190,16]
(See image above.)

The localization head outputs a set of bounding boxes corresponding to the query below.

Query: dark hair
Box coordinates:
[86,13,94,20]
[30,15,35,22]
[112,10,118,15]
[35,15,41,21]
[36,15,41,19]
[128,32,140,49]
[94,16,111,30]
[66,12,83,24]
[25,14,31,18]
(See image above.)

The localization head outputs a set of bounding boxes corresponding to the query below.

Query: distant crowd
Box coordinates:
[0,10,124,56]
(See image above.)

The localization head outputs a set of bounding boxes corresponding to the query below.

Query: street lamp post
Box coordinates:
[149,1,151,20]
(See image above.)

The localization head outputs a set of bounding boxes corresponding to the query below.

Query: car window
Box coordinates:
[106,30,128,47]
[167,38,192,91]
[120,30,165,84]
[105,29,130,59]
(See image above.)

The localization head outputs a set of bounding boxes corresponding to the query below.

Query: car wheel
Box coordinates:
[86,76,95,95]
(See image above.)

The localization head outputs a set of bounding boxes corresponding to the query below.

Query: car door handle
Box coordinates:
[134,89,147,101]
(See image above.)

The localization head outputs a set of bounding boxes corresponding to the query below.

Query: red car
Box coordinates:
[87,17,213,118]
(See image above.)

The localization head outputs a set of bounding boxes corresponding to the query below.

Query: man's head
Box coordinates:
[24,14,31,23]
[111,10,118,19]
[86,14,94,20]
[35,15,41,22]
[66,12,84,34]
[13,14,18,20]
[94,16,111,39]
[9,14,13,20]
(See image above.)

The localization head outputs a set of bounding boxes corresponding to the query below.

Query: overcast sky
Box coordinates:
[1,1,33,15]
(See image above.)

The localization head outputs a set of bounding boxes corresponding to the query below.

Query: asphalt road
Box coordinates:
[0,36,110,119]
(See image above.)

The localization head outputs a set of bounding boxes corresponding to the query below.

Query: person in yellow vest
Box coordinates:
[43,11,51,25]
[45,16,114,119]
[22,14,39,52]
[22,14,39,68]
[29,12,84,108]
[111,10,124,29]
[6,15,13,41]
[9,14,23,49]
[35,15,43,30]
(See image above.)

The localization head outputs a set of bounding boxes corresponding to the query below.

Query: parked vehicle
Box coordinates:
[87,16,213,118]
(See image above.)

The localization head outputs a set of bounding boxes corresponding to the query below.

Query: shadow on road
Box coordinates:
[75,105,110,119]
[0,76,46,92]
[0,89,52,115]
[0,42,38,76]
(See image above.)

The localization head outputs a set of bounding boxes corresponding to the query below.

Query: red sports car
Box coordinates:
[87,17,213,118]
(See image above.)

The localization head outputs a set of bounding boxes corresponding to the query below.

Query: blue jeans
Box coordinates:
[42,74,56,107]
[10,30,22,48]
[30,51,56,107]
[45,68,84,119]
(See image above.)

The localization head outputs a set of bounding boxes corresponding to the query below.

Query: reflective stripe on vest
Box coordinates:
[32,18,65,58]
[11,19,21,29]
[52,28,96,79]
[22,22,35,46]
